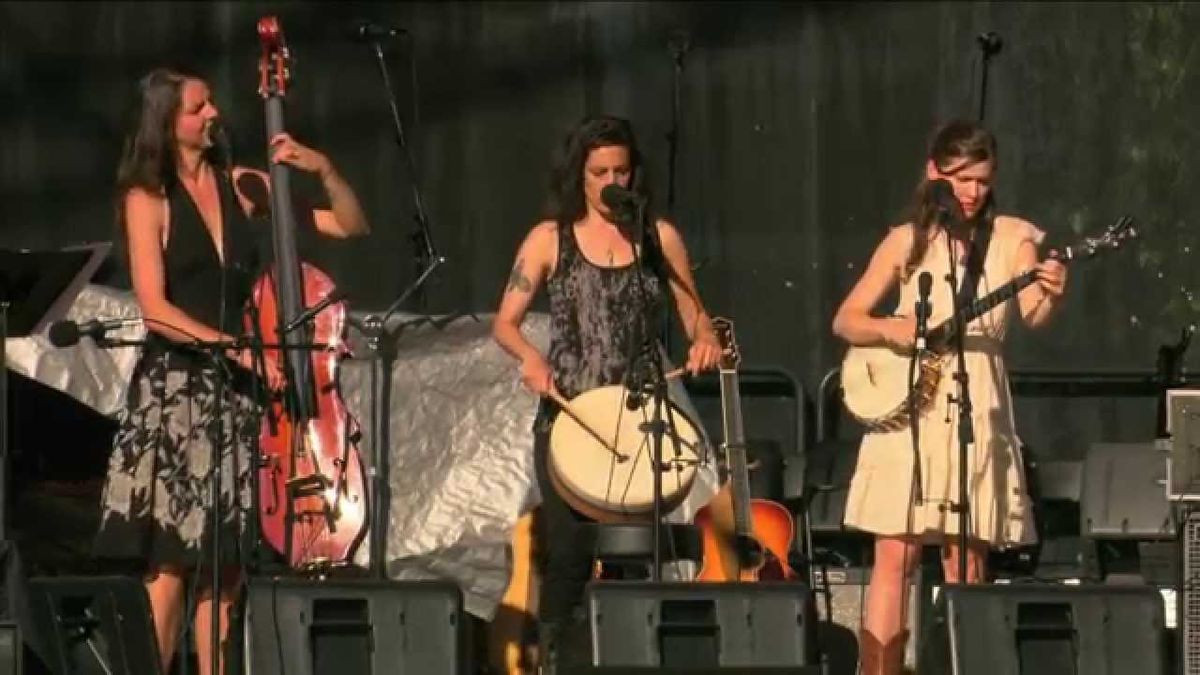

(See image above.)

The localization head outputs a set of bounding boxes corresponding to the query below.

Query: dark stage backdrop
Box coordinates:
[3,1,1199,460]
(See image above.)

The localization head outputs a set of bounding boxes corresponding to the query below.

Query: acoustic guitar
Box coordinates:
[695,317,796,581]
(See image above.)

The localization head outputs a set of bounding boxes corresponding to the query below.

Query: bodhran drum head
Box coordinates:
[548,384,704,522]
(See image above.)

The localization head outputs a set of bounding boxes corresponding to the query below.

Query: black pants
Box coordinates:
[533,423,595,667]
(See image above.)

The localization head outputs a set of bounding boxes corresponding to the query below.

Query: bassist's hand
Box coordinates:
[270,133,331,176]
[233,348,285,392]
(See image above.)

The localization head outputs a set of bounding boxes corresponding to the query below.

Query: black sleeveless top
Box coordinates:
[544,222,667,401]
[146,169,261,360]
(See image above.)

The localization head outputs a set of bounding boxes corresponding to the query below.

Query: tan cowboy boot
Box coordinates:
[859,629,909,675]
[859,629,884,674]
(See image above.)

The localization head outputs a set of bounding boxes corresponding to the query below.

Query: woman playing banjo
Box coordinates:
[491,114,721,672]
[831,119,1068,674]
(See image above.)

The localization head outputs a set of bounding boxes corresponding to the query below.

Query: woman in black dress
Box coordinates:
[94,67,368,674]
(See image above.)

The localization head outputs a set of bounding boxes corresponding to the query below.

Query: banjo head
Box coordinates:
[841,345,942,431]
[548,384,702,521]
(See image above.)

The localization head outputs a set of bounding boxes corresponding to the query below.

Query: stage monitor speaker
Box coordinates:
[586,581,813,669]
[918,583,1168,675]
[24,576,158,675]
[1081,442,1174,539]
[245,577,470,675]
[0,623,18,675]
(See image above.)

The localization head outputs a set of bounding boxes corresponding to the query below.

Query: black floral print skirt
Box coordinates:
[94,349,260,568]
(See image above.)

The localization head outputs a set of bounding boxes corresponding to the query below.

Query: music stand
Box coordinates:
[1,242,110,542]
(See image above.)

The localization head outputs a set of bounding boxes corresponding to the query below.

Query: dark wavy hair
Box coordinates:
[901,119,997,278]
[545,114,653,228]
[116,68,220,197]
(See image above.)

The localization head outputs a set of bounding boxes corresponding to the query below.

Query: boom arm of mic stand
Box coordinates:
[366,37,444,310]
[377,255,447,330]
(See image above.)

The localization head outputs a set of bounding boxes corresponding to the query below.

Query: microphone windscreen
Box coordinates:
[47,320,80,348]
[929,178,954,205]
[918,271,933,296]
[600,184,631,211]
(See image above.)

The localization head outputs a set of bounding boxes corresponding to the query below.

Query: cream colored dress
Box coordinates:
[843,215,1043,548]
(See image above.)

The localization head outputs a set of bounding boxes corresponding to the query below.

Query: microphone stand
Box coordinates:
[359,33,448,580]
[623,200,685,582]
[907,279,931,508]
[975,32,1002,122]
[365,32,443,313]
[944,233,974,585]
[662,30,689,358]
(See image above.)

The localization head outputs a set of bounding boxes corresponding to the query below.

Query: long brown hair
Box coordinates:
[901,119,997,279]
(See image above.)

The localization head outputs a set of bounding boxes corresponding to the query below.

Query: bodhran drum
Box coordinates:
[548,384,705,522]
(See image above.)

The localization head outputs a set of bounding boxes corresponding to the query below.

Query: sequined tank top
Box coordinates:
[545,222,668,401]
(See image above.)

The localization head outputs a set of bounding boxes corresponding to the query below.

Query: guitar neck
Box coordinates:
[719,368,753,536]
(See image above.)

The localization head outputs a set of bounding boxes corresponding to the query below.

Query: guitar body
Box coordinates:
[695,488,796,582]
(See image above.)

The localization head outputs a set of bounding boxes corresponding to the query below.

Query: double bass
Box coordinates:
[249,16,369,569]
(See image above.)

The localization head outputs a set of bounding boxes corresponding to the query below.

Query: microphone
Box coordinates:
[600,184,644,213]
[48,317,142,348]
[929,179,963,226]
[209,118,233,171]
[350,20,407,42]
[915,271,933,352]
[282,288,349,335]
[976,31,1003,57]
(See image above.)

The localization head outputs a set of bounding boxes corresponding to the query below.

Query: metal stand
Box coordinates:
[354,261,445,580]
[357,29,449,580]
[943,235,974,585]
[974,32,1002,122]
[622,199,688,582]
[0,302,9,545]
[365,33,442,313]
[662,29,690,358]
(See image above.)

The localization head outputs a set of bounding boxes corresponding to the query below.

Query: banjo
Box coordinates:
[547,371,706,522]
[841,216,1137,432]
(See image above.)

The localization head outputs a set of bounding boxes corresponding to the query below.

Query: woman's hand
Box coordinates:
[882,315,918,350]
[269,133,332,176]
[520,354,557,397]
[1034,252,1068,299]
[231,348,285,391]
[686,332,723,375]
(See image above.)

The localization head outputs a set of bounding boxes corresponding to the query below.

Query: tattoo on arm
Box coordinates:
[506,258,533,293]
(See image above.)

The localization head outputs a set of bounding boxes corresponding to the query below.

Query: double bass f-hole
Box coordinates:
[249,15,369,570]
